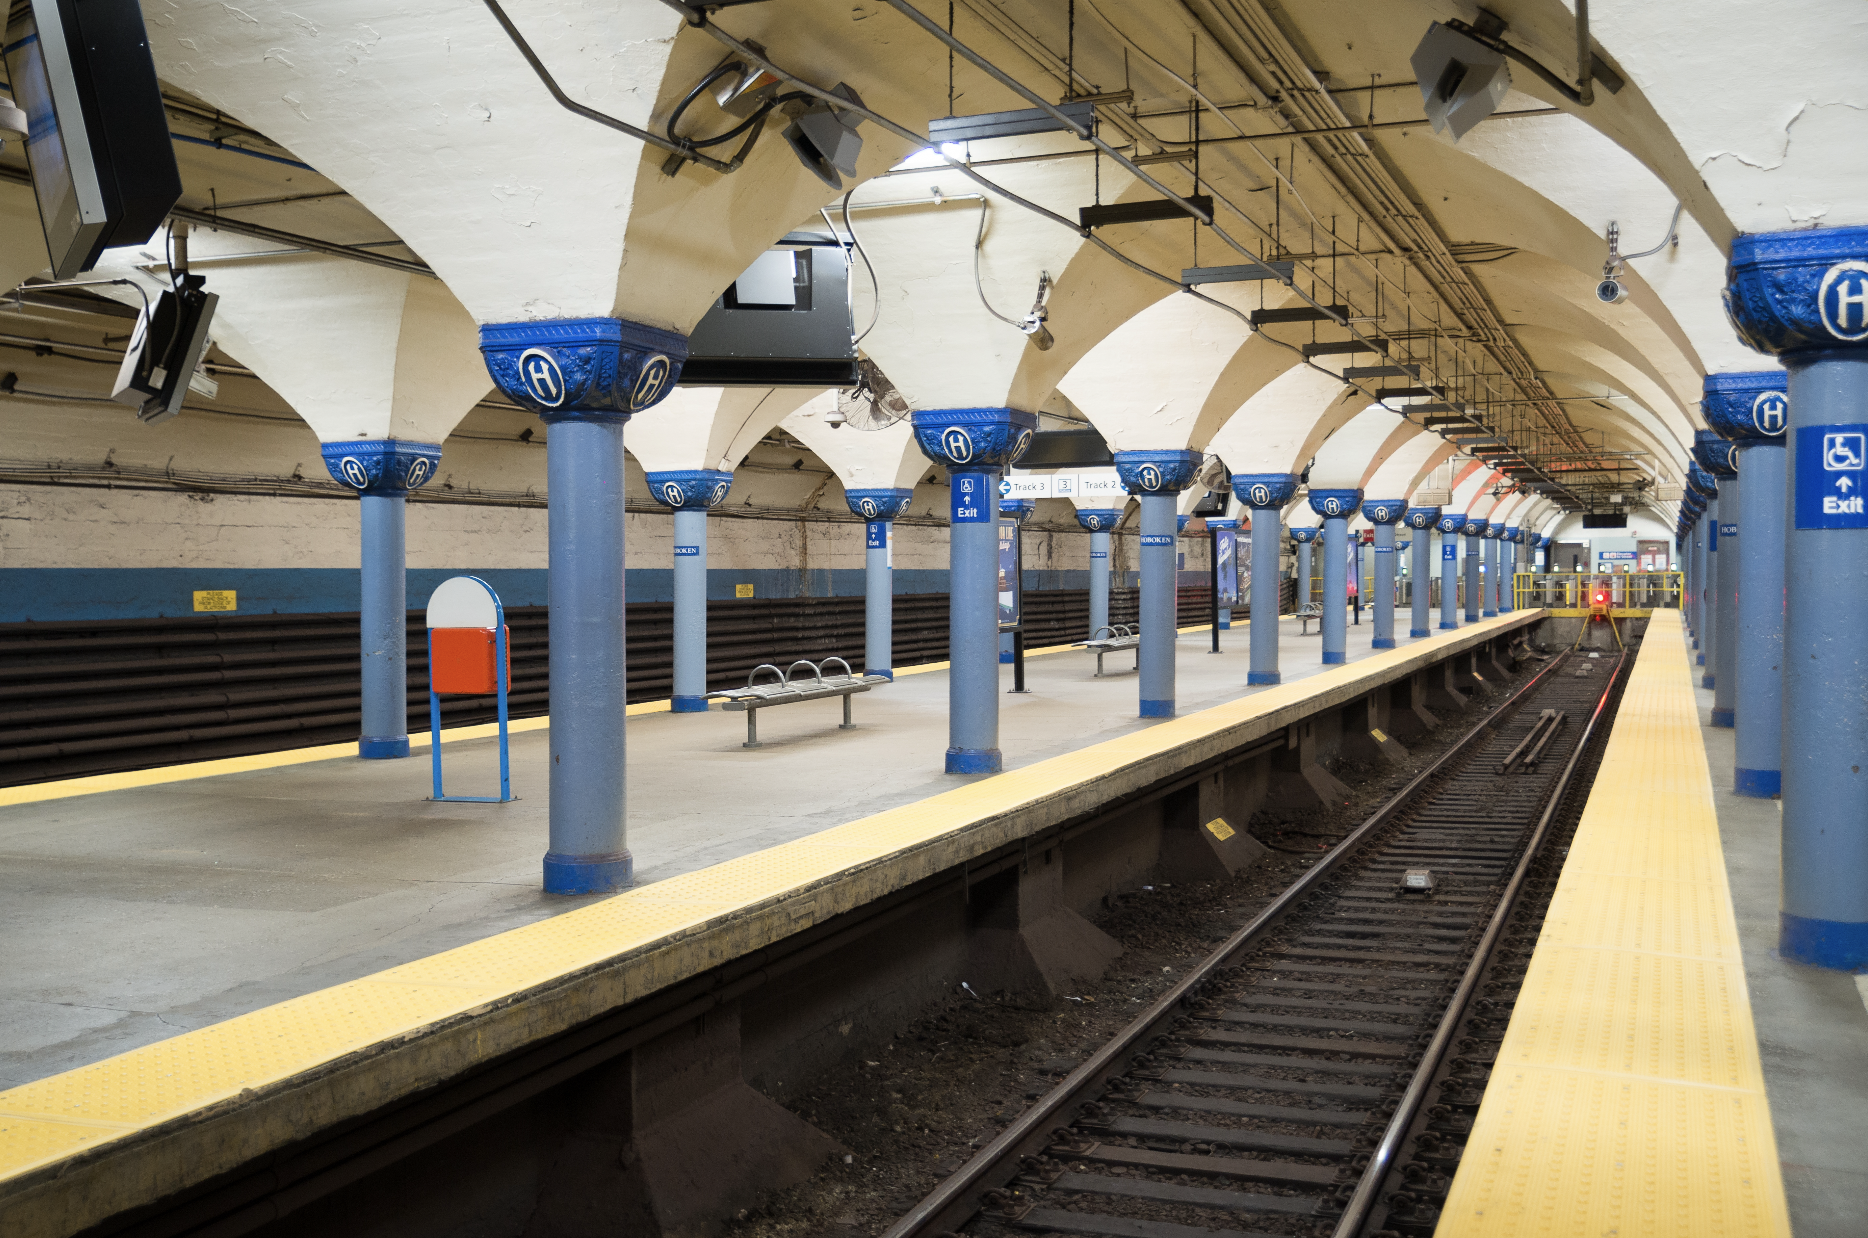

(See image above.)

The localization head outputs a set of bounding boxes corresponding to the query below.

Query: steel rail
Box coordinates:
[1330,649,1624,1236]
[879,647,1573,1238]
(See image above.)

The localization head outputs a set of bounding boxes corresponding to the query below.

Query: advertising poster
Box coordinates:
[1215,529,1238,607]
[997,520,1021,625]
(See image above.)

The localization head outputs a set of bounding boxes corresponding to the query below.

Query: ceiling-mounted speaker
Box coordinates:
[784,83,866,189]
[1410,21,1511,141]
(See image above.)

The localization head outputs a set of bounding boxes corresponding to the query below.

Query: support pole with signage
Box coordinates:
[1363,500,1405,649]
[847,489,915,680]
[1116,450,1204,717]
[648,471,734,712]
[1704,373,1790,794]
[426,576,513,803]
[1724,224,1868,969]
[1436,515,1462,630]
[913,408,1038,773]
[1694,430,1742,722]
[1077,508,1121,640]
[1294,529,1316,608]
[1481,524,1500,617]
[1462,516,1484,623]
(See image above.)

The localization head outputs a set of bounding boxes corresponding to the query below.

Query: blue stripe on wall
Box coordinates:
[0,568,1106,623]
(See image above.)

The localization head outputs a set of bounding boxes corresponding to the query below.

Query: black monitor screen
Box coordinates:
[4,12,99,276]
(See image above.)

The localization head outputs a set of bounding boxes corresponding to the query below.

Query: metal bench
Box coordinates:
[1295,603,1324,635]
[1075,624,1142,677]
[707,658,888,748]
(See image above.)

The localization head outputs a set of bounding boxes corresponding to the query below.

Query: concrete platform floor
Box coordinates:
[1691,631,1868,1237]
[0,610,1488,1089]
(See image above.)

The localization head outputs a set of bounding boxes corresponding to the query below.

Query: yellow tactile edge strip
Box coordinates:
[0,613,1536,1235]
[1436,610,1791,1238]
[0,624,1230,808]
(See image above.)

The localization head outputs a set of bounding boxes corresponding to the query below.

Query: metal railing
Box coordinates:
[1513,571,1683,610]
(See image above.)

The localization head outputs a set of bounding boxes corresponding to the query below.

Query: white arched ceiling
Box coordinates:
[626,386,821,474]
[1207,367,1365,476]
[91,238,486,444]
[1308,407,1412,491]
[781,393,926,492]
[1363,432,1452,502]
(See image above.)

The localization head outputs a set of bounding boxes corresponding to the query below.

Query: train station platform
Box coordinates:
[1439,610,1815,1237]
[0,610,1538,1237]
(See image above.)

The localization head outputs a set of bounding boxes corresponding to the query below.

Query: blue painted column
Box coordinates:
[1235,475,1300,684]
[1406,507,1438,636]
[848,489,915,679]
[481,316,686,894]
[1695,432,1741,709]
[1500,527,1519,612]
[1480,525,1500,617]
[1726,224,1868,968]
[1462,517,1484,622]
[1538,534,1552,573]
[1309,489,1362,665]
[648,471,733,712]
[322,440,442,759]
[1436,514,1462,630]
[912,408,1038,773]
[1362,500,1404,649]
[1077,508,1120,638]
[1705,373,1790,794]
[1115,450,1204,717]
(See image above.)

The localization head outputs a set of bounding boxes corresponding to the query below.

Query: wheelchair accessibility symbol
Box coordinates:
[1823,433,1864,472]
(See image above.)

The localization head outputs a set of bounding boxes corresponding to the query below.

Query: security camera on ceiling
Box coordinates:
[784,83,866,189]
[1595,278,1629,305]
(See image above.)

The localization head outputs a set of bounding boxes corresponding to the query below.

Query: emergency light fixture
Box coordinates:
[2,0,181,278]
[928,100,1096,145]
[1410,20,1512,141]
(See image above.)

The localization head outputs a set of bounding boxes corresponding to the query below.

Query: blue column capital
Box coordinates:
[1231,472,1300,508]
[1001,498,1036,524]
[1115,448,1204,495]
[1703,371,1789,441]
[480,316,687,422]
[1483,521,1505,539]
[1307,488,1362,519]
[1207,517,1240,530]
[321,439,442,495]
[1288,526,1321,544]
[1076,507,1122,531]
[1539,535,1552,549]
[1403,506,1441,529]
[911,407,1038,471]
[1692,430,1740,478]
[1724,225,1868,357]
[846,487,916,520]
[646,469,734,510]
[1361,499,1407,525]
[1687,462,1721,499]
[1434,513,1464,534]
[1459,516,1487,537]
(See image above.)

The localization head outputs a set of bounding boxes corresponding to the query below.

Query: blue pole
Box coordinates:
[1500,529,1518,613]
[1372,521,1396,648]
[1723,226,1868,969]
[867,521,893,677]
[1438,518,1460,630]
[1138,493,1178,715]
[545,420,631,889]
[1705,372,1790,794]
[1407,508,1437,637]
[358,491,409,758]
[1464,522,1482,622]
[1783,352,1868,967]
[321,439,441,760]
[1701,497,1720,689]
[847,489,914,679]
[479,315,687,895]
[1233,476,1298,684]
[1713,490,1738,725]
[1115,451,1203,718]
[1090,528,1111,634]
[1297,538,1313,606]
[672,506,708,710]
[1481,531,1499,617]
[911,409,1037,773]
[1310,489,1360,665]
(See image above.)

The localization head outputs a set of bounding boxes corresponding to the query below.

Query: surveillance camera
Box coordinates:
[825,406,847,429]
[1596,279,1628,305]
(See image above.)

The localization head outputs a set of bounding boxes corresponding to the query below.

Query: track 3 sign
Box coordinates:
[1796,424,1868,528]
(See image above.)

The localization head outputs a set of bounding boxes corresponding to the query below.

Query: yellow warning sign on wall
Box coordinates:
[735,583,754,598]
[1205,817,1236,842]
[193,590,237,612]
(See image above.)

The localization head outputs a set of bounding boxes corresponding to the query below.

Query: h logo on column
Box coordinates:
[1288,526,1320,545]
[1363,501,1405,526]
[479,317,688,420]
[1114,449,1204,495]
[1076,508,1121,532]
[1703,371,1789,448]
[1434,512,1463,536]
[912,408,1039,472]
[1230,473,1298,510]
[321,439,443,495]
[1692,430,1740,481]
[847,488,915,524]
[1306,488,1362,520]
[1404,506,1440,530]
[646,469,735,511]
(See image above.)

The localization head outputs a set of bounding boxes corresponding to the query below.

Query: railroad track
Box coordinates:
[883,647,1629,1238]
